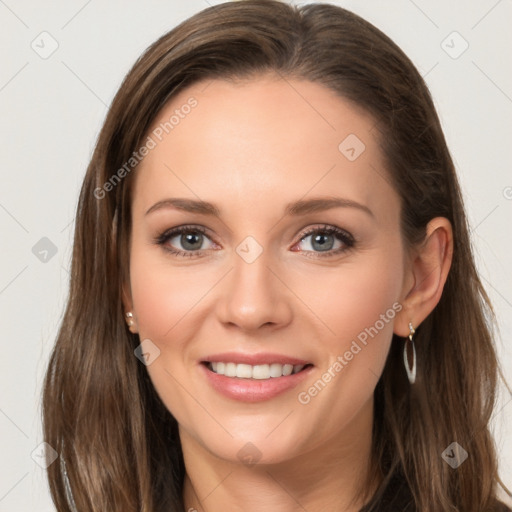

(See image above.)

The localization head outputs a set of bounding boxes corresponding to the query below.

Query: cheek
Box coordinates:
[289,251,403,438]
[301,248,403,355]
[128,250,210,428]
[129,249,214,341]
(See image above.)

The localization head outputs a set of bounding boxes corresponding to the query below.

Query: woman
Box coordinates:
[42,1,511,510]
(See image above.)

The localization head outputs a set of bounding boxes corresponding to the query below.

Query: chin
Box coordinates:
[180,416,309,467]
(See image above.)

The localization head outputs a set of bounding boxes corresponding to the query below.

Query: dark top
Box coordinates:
[359,472,415,512]
[359,472,512,512]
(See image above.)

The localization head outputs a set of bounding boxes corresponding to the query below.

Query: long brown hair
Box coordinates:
[42,1,511,510]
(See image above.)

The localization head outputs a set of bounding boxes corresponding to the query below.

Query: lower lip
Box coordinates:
[200,363,314,402]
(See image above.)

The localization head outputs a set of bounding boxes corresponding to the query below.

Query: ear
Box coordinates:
[121,280,139,334]
[394,217,454,337]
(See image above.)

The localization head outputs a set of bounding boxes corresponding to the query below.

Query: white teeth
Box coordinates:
[208,362,306,379]
[225,362,237,377]
[236,364,253,378]
[282,364,293,376]
[293,364,303,374]
[252,364,270,379]
[269,363,283,377]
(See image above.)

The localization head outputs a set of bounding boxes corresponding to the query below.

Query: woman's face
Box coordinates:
[127,74,411,465]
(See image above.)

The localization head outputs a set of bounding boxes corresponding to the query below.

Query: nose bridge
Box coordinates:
[217,235,291,330]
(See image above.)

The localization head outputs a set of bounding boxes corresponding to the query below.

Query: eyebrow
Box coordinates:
[145,196,374,218]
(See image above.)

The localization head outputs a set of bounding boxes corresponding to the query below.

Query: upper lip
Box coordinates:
[201,352,312,366]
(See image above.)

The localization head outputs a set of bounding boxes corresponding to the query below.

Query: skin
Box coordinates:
[123,73,453,512]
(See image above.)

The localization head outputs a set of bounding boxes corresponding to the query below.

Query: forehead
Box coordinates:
[132,74,398,225]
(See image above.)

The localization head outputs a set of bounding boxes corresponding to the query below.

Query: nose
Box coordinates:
[215,245,293,332]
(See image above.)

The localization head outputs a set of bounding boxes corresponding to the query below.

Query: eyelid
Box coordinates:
[154,224,217,254]
[296,223,354,244]
[154,223,355,258]
[291,224,355,258]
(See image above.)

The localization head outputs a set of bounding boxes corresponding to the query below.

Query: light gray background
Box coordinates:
[1,1,511,510]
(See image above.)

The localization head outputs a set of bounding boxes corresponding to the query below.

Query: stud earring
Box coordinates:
[403,322,417,384]
[125,311,134,327]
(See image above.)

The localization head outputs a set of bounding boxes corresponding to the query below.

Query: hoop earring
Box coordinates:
[403,322,416,384]
[125,311,134,327]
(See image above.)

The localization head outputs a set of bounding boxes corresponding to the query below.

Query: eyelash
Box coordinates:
[153,224,355,259]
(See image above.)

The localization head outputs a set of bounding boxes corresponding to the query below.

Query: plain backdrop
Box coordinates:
[0,1,511,510]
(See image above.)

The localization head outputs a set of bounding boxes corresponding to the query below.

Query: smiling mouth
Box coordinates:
[202,361,313,379]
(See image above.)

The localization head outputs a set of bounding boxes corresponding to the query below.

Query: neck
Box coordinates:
[181,397,378,512]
